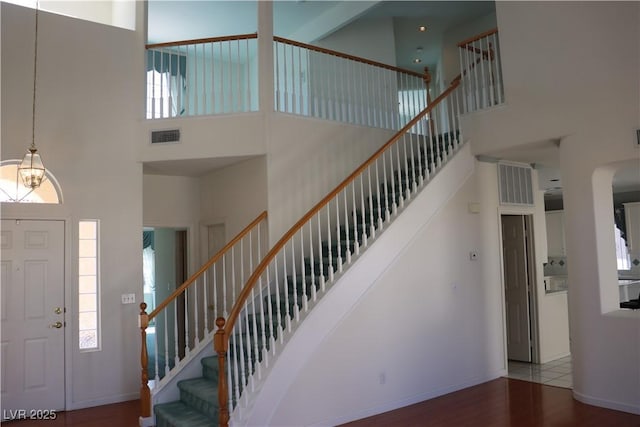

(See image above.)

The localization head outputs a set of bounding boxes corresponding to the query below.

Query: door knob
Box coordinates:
[50,321,63,329]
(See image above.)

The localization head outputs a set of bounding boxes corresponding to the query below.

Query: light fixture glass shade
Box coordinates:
[18,147,45,189]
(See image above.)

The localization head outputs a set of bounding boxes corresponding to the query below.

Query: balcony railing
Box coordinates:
[146,33,259,118]
[145,34,431,130]
[457,28,504,112]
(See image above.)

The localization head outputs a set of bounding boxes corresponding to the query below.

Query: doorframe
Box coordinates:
[1,211,72,410]
[498,208,541,365]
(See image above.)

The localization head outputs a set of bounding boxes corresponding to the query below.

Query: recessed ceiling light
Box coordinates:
[416,47,423,52]
[413,58,422,64]
[550,178,559,182]
[418,25,427,32]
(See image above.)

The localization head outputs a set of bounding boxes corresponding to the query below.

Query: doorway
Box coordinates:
[501,214,536,363]
[142,227,188,379]
[1,219,65,412]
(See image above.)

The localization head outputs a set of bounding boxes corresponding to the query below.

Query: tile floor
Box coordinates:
[506,355,573,388]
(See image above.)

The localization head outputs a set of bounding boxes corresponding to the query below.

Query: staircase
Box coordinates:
[151,113,463,427]
[141,28,502,427]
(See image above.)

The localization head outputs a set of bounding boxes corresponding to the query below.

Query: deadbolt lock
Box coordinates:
[54,307,62,314]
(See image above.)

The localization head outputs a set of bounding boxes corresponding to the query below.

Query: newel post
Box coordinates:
[139,303,151,417]
[214,317,229,427]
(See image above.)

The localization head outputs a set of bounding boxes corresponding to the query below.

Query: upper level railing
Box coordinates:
[213,75,465,426]
[138,211,267,419]
[146,33,259,118]
[274,36,430,130]
[145,33,431,129]
[457,28,503,112]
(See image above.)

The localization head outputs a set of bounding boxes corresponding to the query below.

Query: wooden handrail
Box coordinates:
[222,78,461,339]
[457,28,498,48]
[146,33,258,50]
[274,36,424,79]
[148,211,267,321]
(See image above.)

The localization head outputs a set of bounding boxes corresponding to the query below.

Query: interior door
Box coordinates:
[502,215,532,362]
[1,219,65,411]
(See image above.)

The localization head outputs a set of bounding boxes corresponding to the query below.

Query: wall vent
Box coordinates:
[636,129,639,147]
[498,162,534,206]
[151,129,180,144]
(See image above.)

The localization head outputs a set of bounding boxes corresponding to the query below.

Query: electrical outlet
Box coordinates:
[121,293,136,304]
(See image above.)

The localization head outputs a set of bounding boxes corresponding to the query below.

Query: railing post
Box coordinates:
[214,317,229,427]
[423,67,435,137]
[139,302,151,418]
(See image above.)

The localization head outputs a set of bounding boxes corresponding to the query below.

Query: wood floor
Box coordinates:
[5,378,639,426]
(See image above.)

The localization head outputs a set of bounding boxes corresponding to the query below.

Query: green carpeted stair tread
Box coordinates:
[200,356,219,381]
[154,401,213,427]
[177,378,219,419]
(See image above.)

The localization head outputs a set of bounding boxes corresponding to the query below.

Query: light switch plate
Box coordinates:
[121,293,136,304]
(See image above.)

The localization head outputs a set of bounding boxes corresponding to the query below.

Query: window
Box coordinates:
[79,220,100,351]
[0,161,62,203]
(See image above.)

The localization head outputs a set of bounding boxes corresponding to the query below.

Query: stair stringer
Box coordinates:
[237,143,475,426]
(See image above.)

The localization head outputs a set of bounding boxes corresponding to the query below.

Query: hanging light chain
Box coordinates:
[31,0,40,150]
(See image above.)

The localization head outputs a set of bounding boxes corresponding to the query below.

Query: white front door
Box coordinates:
[502,215,532,362]
[1,219,65,412]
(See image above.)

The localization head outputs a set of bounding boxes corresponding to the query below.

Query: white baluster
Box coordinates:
[291,234,300,321]
[154,316,160,382]
[374,159,383,227]
[163,310,170,376]
[382,149,391,221]
[367,168,375,238]
[282,246,291,331]
[173,301,179,367]
[335,198,343,273]
[343,191,352,264]
[308,224,317,301]
[184,287,190,357]
[300,231,309,310]
[194,277,199,346]
[325,207,333,282]
[203,271,209,333]
[273,254,282,343]
[316,215,326,289]
[359,175,367,247]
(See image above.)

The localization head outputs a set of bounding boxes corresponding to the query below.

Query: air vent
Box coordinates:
[636,129,639,147]
[151,129,180,144]
[498,162,534,206]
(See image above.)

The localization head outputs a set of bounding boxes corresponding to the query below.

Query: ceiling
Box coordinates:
[147,0,495,72]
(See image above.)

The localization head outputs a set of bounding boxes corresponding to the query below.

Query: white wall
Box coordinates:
[1,3,144,409]
[140,114,266,163]
[463,1,640,414]
[267,115,396,242]
[199,156,268,240]
[262,154,506,426]
[316,16,397,65]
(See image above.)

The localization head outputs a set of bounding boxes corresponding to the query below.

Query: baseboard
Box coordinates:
[139,415,154,427]
[573,390,640,415]
[314,371,505,427]
[66,392,139,411]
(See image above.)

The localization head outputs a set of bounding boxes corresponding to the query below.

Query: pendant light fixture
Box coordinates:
[18,2,45,189]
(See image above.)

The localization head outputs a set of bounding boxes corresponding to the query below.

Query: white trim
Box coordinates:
[66,392,140,411]
[573,390,640,415]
